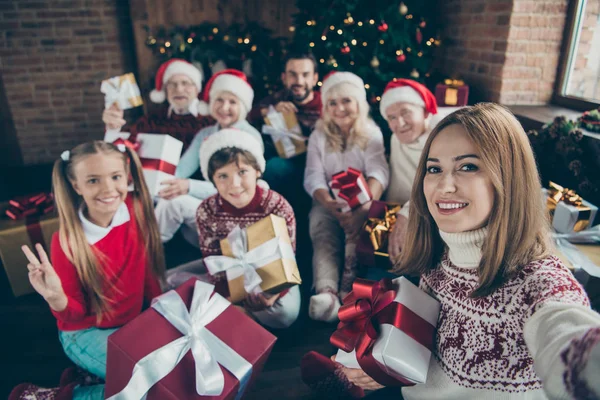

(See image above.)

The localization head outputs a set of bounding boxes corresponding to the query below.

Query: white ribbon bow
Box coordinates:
[204,225,296,294]
[262,106,306,158]
[101,75,142,110]
[107,280,252,400]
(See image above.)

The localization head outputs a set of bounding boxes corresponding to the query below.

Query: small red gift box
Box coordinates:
[105,278,277,399]
[329,168,373,212]
[356,201,402,269]
[434,79,469,107]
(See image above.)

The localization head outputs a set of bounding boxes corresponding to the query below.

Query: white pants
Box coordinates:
[165,260,301,329]
[155,195,202,247]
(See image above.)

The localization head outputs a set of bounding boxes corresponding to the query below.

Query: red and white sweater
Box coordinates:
[402,228,600,400]
[50,198,162,331]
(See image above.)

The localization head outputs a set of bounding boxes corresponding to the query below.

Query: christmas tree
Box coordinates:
[291,0,440,106]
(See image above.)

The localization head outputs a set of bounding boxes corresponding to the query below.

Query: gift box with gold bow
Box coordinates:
[434,79,469,107]
[0,193,58,297]
[356,201,402,269]
[545,181,597,233]
[204,215,302,304]
[333,277,440,386]
[101,72,143,111]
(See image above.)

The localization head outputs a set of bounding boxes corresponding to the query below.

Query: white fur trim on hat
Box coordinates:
[380,86,425,120]
[199,128,265,181]
[209,74,254,114]
[321,72,366,101]
[197,101,210,116]
[151,60,203,104]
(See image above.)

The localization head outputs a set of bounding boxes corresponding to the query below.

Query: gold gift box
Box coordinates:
[0,206,59,297]
[264,111,307,159]
[219,215,302,303]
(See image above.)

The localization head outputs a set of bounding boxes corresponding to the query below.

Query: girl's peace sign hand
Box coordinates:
[22,244,67,311]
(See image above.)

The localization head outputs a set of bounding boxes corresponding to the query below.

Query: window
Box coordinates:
[554,0,600,110]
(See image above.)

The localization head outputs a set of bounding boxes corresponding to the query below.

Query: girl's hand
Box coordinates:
[158,178,190,200]
[330,354,385,391]
[102,104,126,131]
[22,244,67,312]
[388,214,408,263]
[244,292,281,312]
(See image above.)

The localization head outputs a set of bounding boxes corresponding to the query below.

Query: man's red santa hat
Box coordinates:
[379,78,437,120]
[149,58,202,104]
[196,69,254,117]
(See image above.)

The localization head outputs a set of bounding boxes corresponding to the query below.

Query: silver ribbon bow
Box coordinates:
[204,225,295,294]
[107,280,252,400]
[262,106,306,158]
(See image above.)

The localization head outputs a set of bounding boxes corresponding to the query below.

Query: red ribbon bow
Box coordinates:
[330,278,436,386]
[5,193,54,221]
[331,168,372,206]
[113,137,141,152]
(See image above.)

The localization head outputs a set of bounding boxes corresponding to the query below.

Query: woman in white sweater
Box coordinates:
[332,103,600,399]
[304,71,389,322]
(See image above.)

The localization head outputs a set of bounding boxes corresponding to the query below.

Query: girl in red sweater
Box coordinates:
[10,141,165,400]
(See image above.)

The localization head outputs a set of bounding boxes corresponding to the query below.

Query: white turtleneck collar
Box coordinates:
[439,227,488,269]
[168,98,199,118]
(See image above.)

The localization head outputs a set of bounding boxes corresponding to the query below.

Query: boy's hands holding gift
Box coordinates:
[22,244,67,312]
[244,292,281,312]
[331,355,385,391]
[102,103,126,131]
[158,178,190,200]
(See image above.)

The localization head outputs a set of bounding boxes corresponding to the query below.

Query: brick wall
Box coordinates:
[436,0,569,105]
[0,0,137,165]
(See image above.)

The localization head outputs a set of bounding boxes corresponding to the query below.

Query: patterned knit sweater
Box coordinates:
[402,228,600,400]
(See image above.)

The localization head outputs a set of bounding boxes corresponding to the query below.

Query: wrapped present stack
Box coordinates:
[329,168,373,213]
[204,214,302,304]
[356,201,402,269]
[105,278,277,399]
[434,79,469,107]
[0,193,57,297]
[262,106,307,159]
[333,277,440,386]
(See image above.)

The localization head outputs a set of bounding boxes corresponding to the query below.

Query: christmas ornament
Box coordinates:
[327,56,337,66]
[370,56,380,68]
[416,28,423,44]
[378,22,388,32]
[341,46,351,54]
[399,2,408,15]
[396,53,406,63]
[420,21,427,28]
[410,69,419,79]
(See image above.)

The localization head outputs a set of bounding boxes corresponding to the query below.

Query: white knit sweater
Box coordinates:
[402,228,600,400]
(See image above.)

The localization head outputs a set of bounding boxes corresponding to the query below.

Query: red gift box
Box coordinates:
[434,79,469,107]
[329,168,373,212]
[356,201,402,269]
[105,278,277,399]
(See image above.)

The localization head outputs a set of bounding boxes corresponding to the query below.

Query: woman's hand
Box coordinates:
[244,292,281,312]
[158,178,190,200]
[388,214,408,263]
[102,104,126,131]
[314,189,347,219]
[340,201,370,239]
[330,354,385,391]
[22,244,67,312]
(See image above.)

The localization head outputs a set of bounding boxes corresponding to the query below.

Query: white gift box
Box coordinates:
[136,133,183,197]
[101,73,143,110]
[553,200,597,234]
[336,277,440,384]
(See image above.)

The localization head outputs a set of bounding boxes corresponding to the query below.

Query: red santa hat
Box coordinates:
[199,128,265,181]
[320,71,366,102]
[197,69,254,117]
[149,59,202,104]
[380,78,438,120]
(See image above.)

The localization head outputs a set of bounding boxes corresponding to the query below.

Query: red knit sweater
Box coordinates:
[50,198,162,331]
[123,105,215,152]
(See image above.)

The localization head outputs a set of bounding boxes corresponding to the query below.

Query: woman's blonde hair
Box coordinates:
[52,141,165,320]
[394,103,551,296]
[316,82,373,152]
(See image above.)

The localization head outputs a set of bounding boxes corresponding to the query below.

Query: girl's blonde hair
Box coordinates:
[394,103,551,297]
[316,82,372,153]
[52,141,165,320]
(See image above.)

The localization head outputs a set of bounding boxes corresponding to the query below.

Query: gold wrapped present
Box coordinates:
[357,201,402,269]
[101,72,143,110]
[546,181,597,233]
[263,106,307,159]
[204,215,302,303]
[0,196,58,297]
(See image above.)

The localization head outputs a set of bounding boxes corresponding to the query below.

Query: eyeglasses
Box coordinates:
[165,80,195,90]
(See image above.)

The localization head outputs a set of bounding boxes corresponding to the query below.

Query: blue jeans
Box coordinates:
[59,327,118,400]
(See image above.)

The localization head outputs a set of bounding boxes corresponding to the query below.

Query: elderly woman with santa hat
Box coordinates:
[154,68,264,248]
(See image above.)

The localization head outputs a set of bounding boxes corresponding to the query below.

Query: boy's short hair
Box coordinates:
[207,147,261,183]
